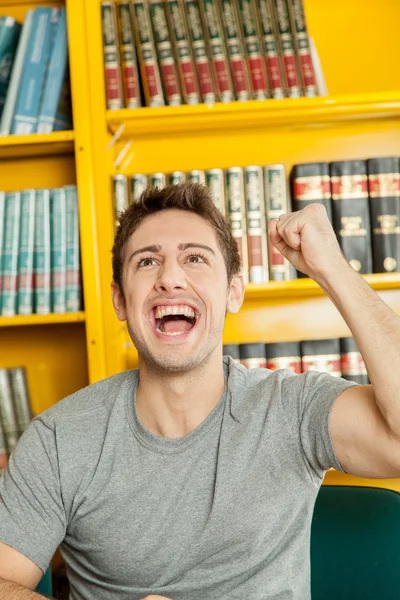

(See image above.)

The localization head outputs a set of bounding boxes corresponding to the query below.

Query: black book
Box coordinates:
[339,337,369,385]
[330,160,373,274]
[367,157,400,274]
[300,338,341,376]
[239,342,267,369]
[223,343,241,363]
[265,341,301,373]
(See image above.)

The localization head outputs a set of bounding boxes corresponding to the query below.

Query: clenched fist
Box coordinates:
[268,203,347,281]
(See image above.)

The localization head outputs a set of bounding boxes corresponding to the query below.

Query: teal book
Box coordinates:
[65,185,81,312]
[0,191,5,298]
[0,16,21,118]
[33,189,51,314]
[37,8,68,133]
[50,187,67,313]
[0,191,21,316]
[53,69,72,131]
[0,10,33,136]
[17,189,35,315]
[10,7,59,135]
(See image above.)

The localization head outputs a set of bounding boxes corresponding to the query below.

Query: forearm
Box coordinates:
[317,258,400,437]
[0,579,52,599]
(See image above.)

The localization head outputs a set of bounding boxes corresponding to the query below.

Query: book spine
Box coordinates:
[149,0,182,106]
[151,172,167,188]
[11,7,58,134]
[113,174,129,223]
[0,11,33,136]
[340,337,368,385]
[50,187,67,313]
[187,169,206,183]
[237,0,270,99]
[219,0,251,101]
[287,0,317,96]
[165,0,200,105]
[65,185,81,312]
[183,0,216,103]
[244,165,269,283]
[0,191,5,298]
[200,0,234,102]
[101,2,124,110]
[1,191,21,316]
[0,369,19,454]
[17,189,35,315]
[222,343,241,362]
[330,160,373,274]
[33,189,51,315]
[0,415,7,472]
[271,0,301,97]
[8,367,32,436]
[205,168,226,216]
[239,342,267,368]
[37,7,68,132]
[169,171,186,184]
[367,157,400,273]
[254,0,285,99]
[264,164,293,281]
[0,17,22,118]
[131,0,165,106]
[130,173,148,203]
[301,339,341,376]
[265,341,301,373]
[291,162,332,220]
[225,167,249,284]
[116,2,141,109]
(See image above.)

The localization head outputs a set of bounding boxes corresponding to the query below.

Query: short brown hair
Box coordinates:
[112,182,241,293]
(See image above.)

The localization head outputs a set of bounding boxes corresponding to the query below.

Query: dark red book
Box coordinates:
[265,342,301,373]
[239,343,267,369]
[219,0,251,101]
[101,1,124,109]
[271,0,302,97]
[340,337,368,385]
[301,339,342,376]
[237,0,270,100]
[254,0,286,99]
[117,2,141,108]
[287,0,317,96]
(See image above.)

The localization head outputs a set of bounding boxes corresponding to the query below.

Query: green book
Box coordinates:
[8,367,32,436]
[0,191,21,316]
[65,185,81,312]
[0,16,21,117]
[0,191,5,301]
[33,189,51,314]
[17,189,35,315]
[50,187,67,313]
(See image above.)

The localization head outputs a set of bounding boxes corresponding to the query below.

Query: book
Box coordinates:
[131,0,165,107]
[101,1,124,110]
[116,2,141,109]
[33,189,51,315]
[1,191,21,316]
[340,337,368,385]
[0,16,21,118]
[0,369,19,454]
[65,185,81,312]
[244,165,269,283]
[130,173,148,203]
[169,171,186,184]
[236,0,270,100]
[254,0,285,99]
[309,36,327,96]
[265,341,301,373]
[271,0,301,97]
[37,8,69,132]
[11,7,58,135]
[200,0,234,102]
[301,338,342,376]
[218,0,251,101]
[17,189,35,315]
[287,0,317,96]
[264,164,293,280]
[8,367,33,436]
[165,0,200,105]
[0,192,4,299]
[205,168,226,215]
[50,187,67,313]
[239,342,267,368]
[113,174,129,222]
[291,162,332,221]
[187,169,206,183]
[149,0,182,106]
[330,160,373,274]
[150,172,167,188]
[223,343,241,363]
[225,167,249,284]
[0,10,33,135]
[53,69,73,131]
[183,0,216,103]
[367,157,400,273]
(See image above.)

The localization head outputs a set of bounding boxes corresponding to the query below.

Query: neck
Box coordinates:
[136,350,226,438]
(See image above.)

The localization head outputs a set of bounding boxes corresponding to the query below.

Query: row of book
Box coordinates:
[112,156,400,284]
[0,7,72,136]
[223,336,369,385]
[101,0,325,109]
[0,185,81,317]
[0,367,32,474]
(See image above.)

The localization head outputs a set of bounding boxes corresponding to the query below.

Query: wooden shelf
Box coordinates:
[0,311,86,328]
[245,273,400,300]
[107,91,400,139]
[0,130,75,159]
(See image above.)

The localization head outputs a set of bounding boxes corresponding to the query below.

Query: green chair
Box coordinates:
[35,567,52,597]
[311,485,400,600]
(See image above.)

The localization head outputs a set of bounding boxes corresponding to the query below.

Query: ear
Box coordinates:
[111,281,127,321]
[226,273,245,314]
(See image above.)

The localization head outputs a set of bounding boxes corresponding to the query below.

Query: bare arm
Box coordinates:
[0,542,50,599]
[0,579,52,599]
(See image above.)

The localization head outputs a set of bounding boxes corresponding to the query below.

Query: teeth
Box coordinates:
[154,304,195,319]
[156,328,187,336]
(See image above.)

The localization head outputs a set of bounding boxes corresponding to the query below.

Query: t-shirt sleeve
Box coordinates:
[0,416,67,573]
[280,370,357,479]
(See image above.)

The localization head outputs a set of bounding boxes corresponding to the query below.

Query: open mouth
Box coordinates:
[153,305,197,337]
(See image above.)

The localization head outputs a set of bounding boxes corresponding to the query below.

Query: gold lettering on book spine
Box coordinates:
[241,1,254,36]
[152,5,169,40]
[222,1,236,37]
[331,174,368,200]
[170,4,185,39]
[103,9,115,45]
[374,214,400,234]
[205,2,218,37]
[339,216,367,237]
[292,0,305,32]
[275,0,289,31]
[369,173,400,198]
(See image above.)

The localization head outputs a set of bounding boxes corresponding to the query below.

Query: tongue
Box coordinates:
[163,318,193,334]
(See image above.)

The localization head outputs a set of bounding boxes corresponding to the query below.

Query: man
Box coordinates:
[0,182,399,600]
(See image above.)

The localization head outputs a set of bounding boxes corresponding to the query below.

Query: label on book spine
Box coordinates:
[130,174,148,203]
[245,166,269,283]
[255,0,285,98]
[169,171,186,184]
[151,172,166,189]
[264,165,292,280]
[101,2,124,109]
[206,169,226,216]
[201,0,233,102]
[188,170,206,183]
[272,0,301,97]
[117,2,141,108]
[237,0,270,99]
[287,0,317,96]
[219,0,250,101]
[226,167,249,284]
[17,189,35,315]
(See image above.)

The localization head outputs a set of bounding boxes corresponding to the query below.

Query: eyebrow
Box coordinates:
[127,242,216,263]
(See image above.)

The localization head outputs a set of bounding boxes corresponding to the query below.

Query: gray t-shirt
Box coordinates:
[0,357,355,600]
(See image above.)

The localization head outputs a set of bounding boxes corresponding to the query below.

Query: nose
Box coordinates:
[155,259,187,294]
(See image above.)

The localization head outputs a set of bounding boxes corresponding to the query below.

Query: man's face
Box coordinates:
[112,209,244,373]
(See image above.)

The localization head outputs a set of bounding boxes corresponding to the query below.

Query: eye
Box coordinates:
[187,254,207,264]
[138,256,157,267]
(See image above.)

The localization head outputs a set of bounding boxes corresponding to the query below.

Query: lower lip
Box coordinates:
[151,315,199,341]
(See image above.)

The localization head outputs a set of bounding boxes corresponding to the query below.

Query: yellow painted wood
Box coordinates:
[323,470,400,494]
[0,131,74,159]
[0,312,85,328]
